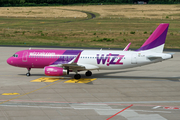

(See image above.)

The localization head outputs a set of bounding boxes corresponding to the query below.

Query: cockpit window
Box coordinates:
[13,54,18,57]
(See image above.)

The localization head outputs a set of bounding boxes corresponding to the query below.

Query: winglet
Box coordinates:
[123,43,131,51]
[69,52,82,64]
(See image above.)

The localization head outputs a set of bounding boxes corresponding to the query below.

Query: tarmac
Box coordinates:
[0,46,180,120]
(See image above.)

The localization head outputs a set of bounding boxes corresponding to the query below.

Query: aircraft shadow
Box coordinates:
[18,74,45,76]
[18,69,180,82]
[89,70,180,82]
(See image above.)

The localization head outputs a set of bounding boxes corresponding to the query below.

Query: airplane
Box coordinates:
[7,23,173,79]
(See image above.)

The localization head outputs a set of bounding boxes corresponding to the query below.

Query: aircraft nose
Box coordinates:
[7,57,13,65]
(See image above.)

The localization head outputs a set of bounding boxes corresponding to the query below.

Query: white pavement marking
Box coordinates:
[153,106,161,109]
[120,109,168,120]
[0,104,73,109]
[70,104,112,110]
[96,109,168,120]
[70,104,169,120]
[100,101,180,104]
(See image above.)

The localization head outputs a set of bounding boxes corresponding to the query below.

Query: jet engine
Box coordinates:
[44,66,69,76]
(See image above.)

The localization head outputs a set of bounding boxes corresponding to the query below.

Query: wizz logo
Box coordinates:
[97,53,124,66]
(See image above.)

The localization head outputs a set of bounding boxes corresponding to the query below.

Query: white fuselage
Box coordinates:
[76,50,172,70]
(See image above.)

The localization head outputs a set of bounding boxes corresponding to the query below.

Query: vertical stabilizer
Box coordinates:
[136,23,169,53]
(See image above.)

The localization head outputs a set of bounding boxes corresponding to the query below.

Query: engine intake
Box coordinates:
[44,66,68,76]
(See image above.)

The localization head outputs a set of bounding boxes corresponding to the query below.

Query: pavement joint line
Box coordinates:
[0,79,65,105]
[0,100,180,108]
[0,104,172,113]
[106,104,133,120]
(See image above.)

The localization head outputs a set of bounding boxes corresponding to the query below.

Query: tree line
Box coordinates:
[0,0,180,7]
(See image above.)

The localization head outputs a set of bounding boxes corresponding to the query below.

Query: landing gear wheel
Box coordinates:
[74,74,81,79]
[26,68,31,77]
[85,71,92,76]
[26,73,31,76]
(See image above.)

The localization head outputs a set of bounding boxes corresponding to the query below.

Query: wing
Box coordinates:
[51,52,99,71]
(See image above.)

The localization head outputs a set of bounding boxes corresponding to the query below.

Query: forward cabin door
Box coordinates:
[131,53,137,64]
[22,51,28,62]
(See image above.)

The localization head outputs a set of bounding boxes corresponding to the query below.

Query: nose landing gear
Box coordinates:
[26,68,31,76]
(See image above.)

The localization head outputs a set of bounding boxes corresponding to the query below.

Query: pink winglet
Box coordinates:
[74,52,82,63]
[123,43,131,51]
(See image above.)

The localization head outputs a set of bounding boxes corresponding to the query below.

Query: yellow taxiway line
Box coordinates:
[2,93,20,95]
[31,77,97,84]
[65,78,96,83]
[30,77,63,82]
[0,79,65,105]
[0,77,97,104]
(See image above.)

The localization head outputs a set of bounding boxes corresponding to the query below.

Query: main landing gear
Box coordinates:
[85,70,92,76]
[26,68,31,76]
[74,70,92,79]
[74,74,81,79]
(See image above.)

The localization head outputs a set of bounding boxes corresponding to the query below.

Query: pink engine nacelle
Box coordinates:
[44,66,68,76]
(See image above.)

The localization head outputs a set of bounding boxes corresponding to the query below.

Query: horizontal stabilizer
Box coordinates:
[147,55,162,59]
[167,53,175,55]
[146,55,163,61]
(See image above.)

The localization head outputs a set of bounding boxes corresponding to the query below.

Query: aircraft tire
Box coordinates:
[74,74,81,79]
[26,73,31,76]
[85,71,92,76]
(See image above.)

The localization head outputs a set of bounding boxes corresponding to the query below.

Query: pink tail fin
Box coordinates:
[136,23,169,53]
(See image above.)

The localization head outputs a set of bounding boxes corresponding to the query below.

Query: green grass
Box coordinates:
[0,16,180,49]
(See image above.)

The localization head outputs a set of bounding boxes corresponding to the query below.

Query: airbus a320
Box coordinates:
[7,23,173,79]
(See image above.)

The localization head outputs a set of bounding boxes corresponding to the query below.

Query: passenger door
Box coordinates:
[131,53,137,64]
[22,51,28,62]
